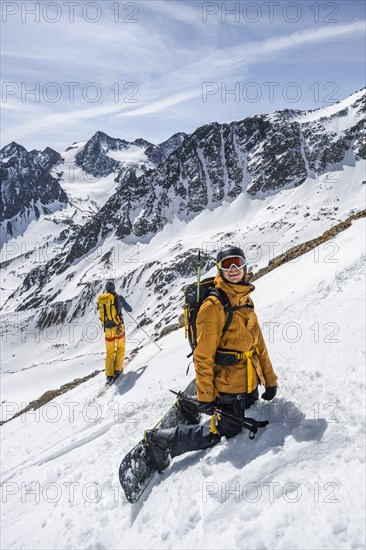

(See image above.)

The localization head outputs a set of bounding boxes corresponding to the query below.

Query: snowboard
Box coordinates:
[119,378,200,503]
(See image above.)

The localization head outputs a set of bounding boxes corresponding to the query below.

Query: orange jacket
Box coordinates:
[193,273,277,401]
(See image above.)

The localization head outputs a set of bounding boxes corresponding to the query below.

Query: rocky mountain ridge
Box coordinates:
[63,88,366,265]
[0,142,66,241]
[0,130,188,244]
[73,130,187,179]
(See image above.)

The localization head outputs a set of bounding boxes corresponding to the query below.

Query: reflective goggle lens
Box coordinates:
[219,256,246,270]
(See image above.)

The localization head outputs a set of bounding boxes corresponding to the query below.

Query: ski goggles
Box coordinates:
[217,256,247,271]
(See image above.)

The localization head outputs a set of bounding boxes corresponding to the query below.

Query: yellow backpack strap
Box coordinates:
[183,306,188,339]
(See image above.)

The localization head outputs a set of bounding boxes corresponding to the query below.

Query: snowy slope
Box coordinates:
[297,88,364,126]
[1,217,365,549]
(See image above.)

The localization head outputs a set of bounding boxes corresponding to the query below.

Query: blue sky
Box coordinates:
[1,0,365,152]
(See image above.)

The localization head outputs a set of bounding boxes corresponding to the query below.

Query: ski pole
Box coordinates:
[125,310,162,352]
[170,390,268,439]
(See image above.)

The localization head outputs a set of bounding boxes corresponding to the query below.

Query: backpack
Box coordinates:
[98,292,122,329]
[183,277,233,355]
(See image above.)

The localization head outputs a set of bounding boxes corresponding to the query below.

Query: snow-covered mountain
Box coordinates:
[62,88,365,266]
[72,130,187,179]
[0,143,67,243]
[0,130,187,245]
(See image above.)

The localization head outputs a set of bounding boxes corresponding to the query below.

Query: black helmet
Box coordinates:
[217,246,247,278]
[105,280,116,293]
[217,246,246,264]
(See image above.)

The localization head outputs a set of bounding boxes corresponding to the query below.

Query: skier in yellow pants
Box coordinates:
[105,323,126,379]
[98,280,132,385]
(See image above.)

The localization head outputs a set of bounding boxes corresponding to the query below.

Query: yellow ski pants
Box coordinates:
[104,324,125,376]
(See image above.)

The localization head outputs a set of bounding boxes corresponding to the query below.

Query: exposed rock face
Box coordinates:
[0,142,66,241]
[74,131,130,178]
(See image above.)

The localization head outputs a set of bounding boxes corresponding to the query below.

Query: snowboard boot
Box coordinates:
[144,427,178,473]
[177,398,201,424]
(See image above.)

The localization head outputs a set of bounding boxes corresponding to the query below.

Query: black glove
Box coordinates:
[261,386,277,401]
[196,400,216,415]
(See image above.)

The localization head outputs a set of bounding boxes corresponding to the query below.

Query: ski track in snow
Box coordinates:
[1,220,365,549]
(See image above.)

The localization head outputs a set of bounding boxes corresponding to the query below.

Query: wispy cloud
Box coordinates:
[1,0,365,151]
[142,0,205,27]
[6,18,363,144]
[115,20,365,117]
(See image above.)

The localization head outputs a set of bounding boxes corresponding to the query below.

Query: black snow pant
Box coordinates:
[169,387,259,458]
